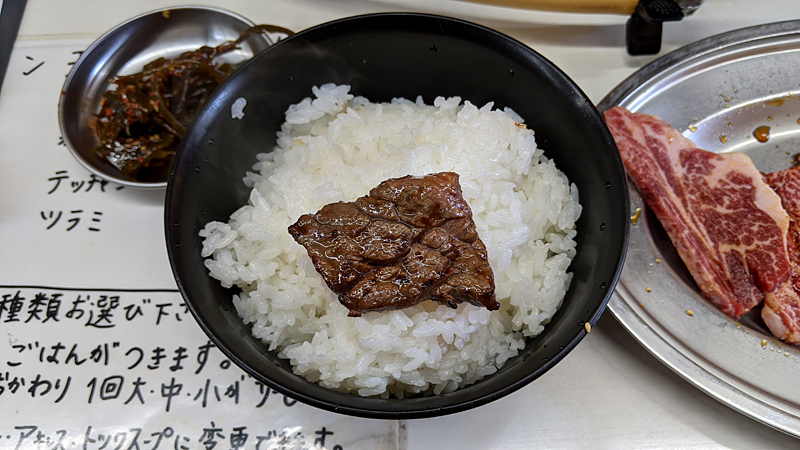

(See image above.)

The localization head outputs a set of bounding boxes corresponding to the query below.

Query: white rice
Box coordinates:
[231,97,247,120]
[200,84,581,397]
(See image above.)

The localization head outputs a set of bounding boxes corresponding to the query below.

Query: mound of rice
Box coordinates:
[199,84,581,397]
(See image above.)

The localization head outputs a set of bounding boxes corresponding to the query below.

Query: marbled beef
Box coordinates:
[604,106,792,318]
[764,167,800,344]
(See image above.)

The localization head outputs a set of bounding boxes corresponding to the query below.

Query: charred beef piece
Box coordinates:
[288,172,498,317]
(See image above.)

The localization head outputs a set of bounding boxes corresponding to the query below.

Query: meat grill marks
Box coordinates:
[604,106,792,319]
[764,167,800,344]
[288,172,498,317]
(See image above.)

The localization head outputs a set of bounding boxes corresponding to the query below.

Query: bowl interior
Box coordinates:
[59,7,268,188]
[166,13,629,418]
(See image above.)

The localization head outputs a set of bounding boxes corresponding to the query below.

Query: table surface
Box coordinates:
[6,0,800,448]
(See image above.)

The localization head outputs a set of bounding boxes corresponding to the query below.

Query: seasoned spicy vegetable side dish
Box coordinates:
[93,24,292,181]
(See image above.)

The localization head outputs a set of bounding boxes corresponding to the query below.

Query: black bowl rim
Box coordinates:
[165,11,630,419]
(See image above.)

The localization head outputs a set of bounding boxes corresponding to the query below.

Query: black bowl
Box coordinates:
[165,12,629,419]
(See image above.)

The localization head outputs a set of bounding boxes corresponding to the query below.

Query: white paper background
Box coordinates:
[5,1,800,449]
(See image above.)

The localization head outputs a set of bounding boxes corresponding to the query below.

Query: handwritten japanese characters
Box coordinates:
[23,55,45,76]
[7,423,344,450]
[2,44,398,450]
[40,170,124,233]
[1,286,364,449]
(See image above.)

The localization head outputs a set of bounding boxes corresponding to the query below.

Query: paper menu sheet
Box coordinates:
[0,40,399,450]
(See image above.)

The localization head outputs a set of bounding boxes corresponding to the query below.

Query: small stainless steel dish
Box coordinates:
[58,6,271,189]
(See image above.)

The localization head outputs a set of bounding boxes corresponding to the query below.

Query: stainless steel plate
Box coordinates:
[598,20,800,437]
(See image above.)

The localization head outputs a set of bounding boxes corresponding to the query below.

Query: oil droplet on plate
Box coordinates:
[767,116,774,122]
[688,124,697,132]
[720,134,727,144]
[754,126,770,143]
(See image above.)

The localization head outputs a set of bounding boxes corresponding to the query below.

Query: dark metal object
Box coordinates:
[626,0,684,55]
[0,0,28,96]
[58,6,271,189]
[165,12,630,419]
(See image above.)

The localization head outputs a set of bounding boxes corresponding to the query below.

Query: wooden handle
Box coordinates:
[458,0,639,15]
